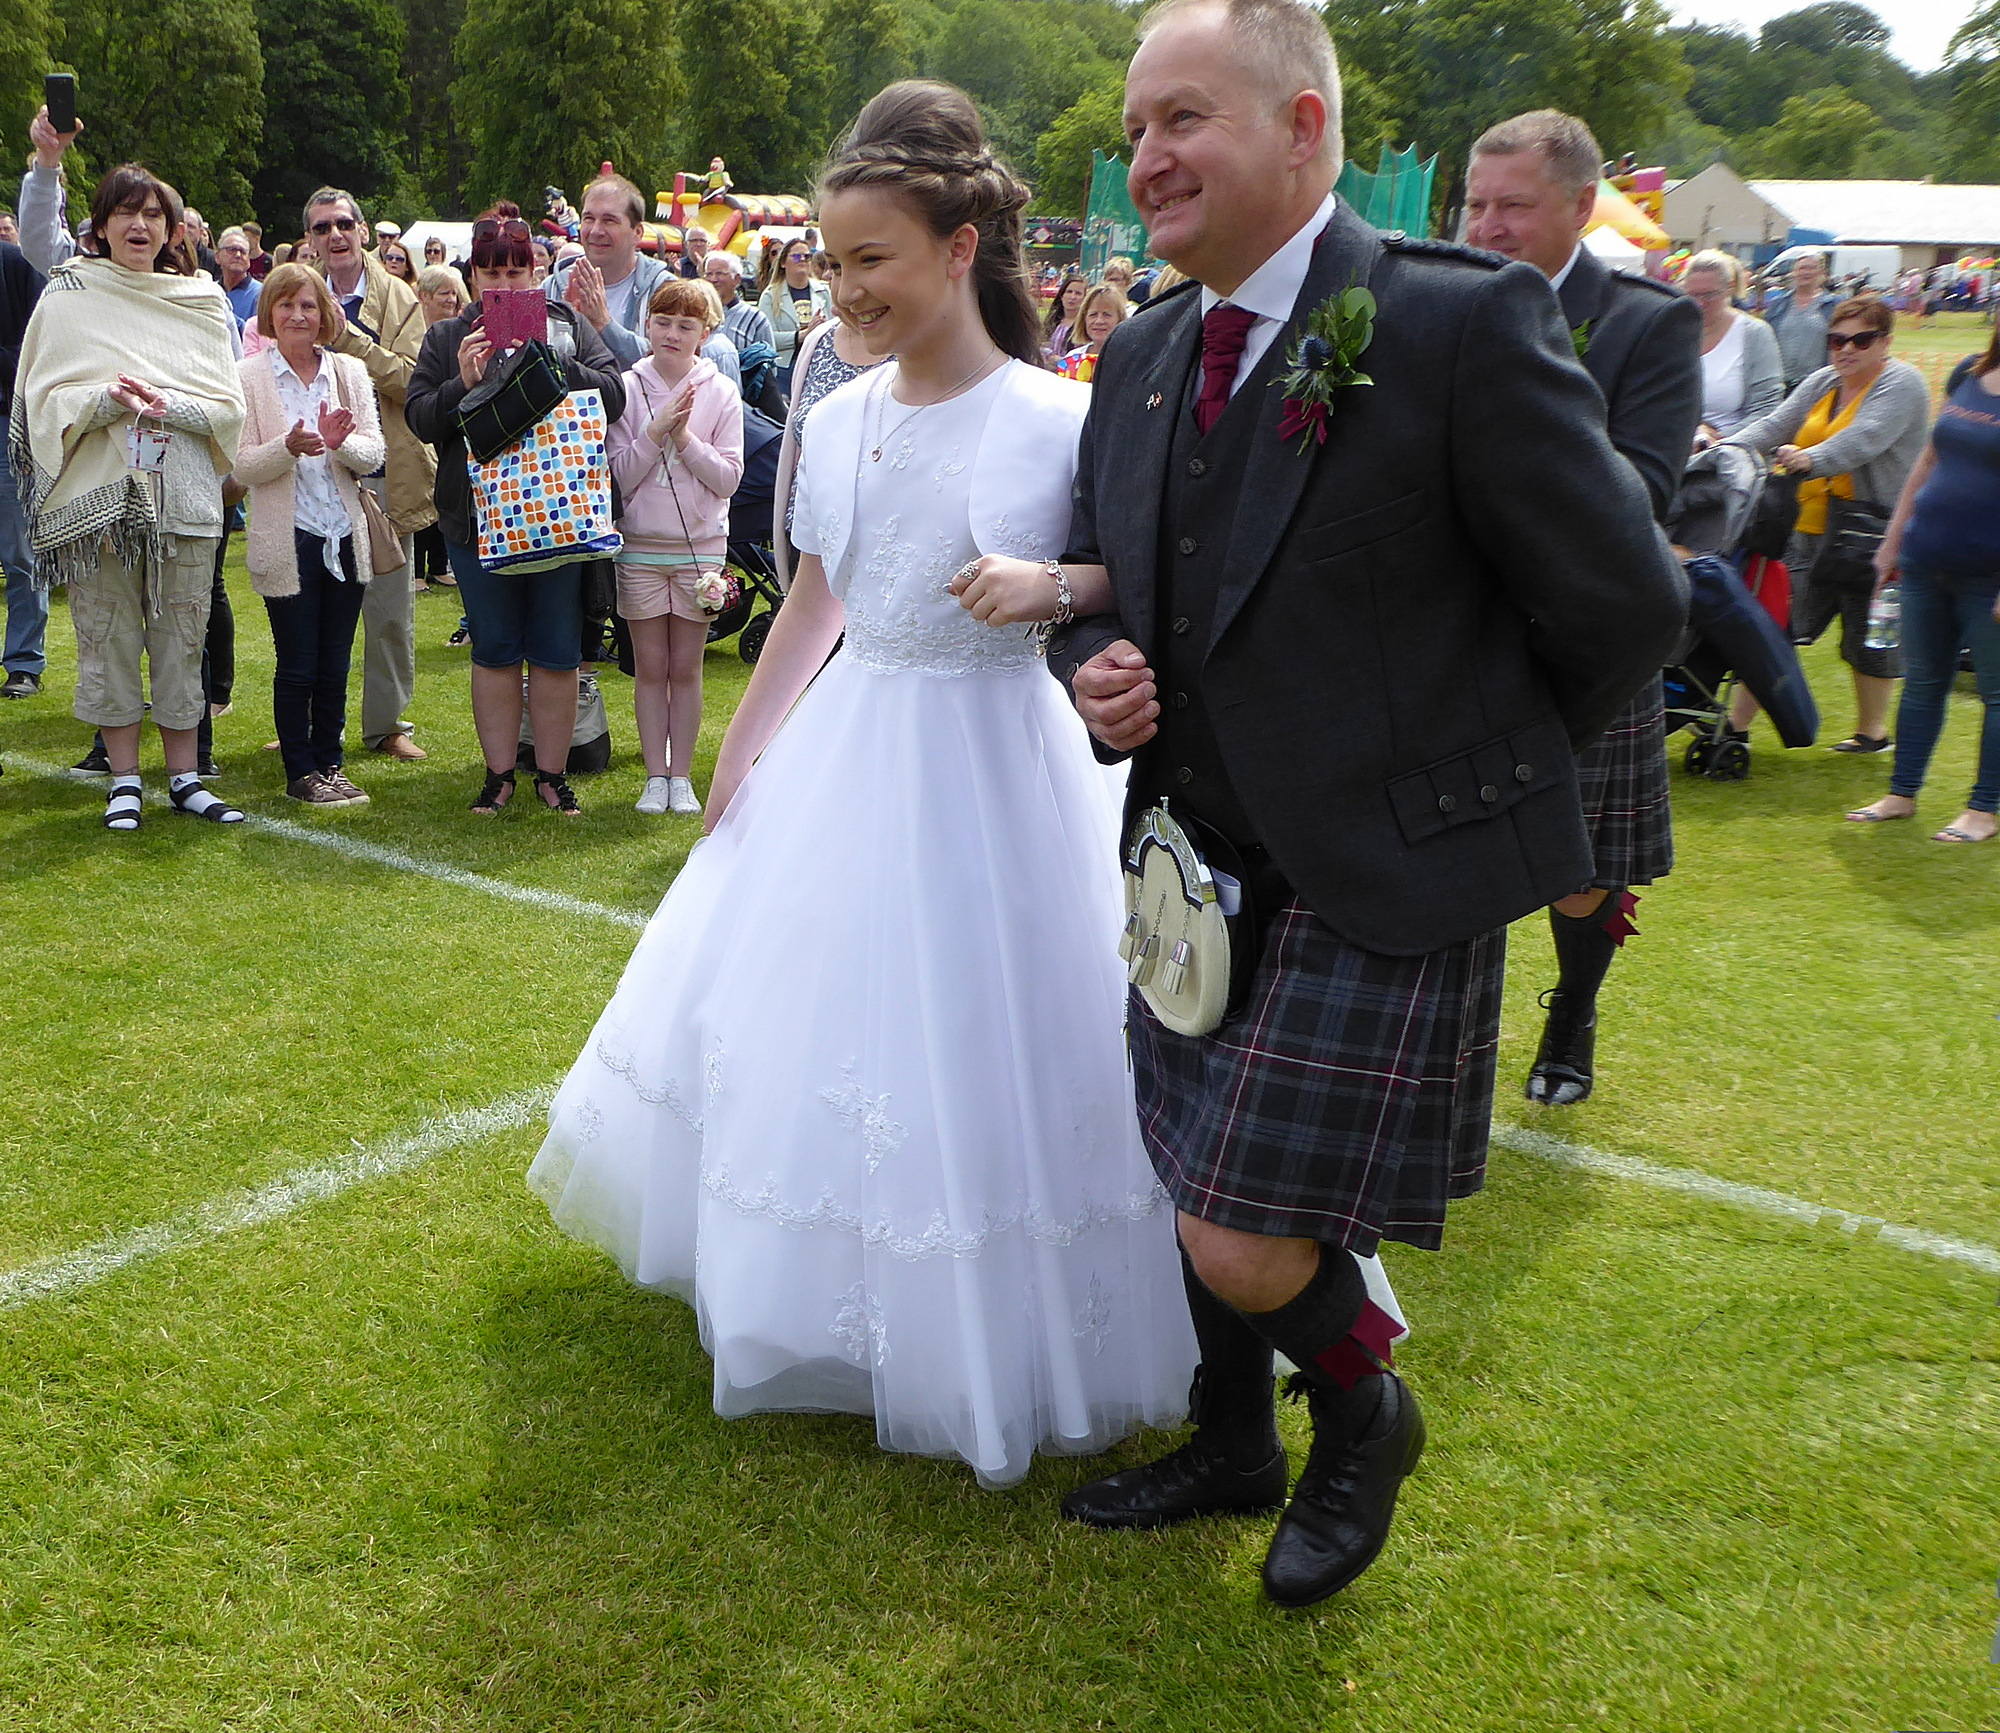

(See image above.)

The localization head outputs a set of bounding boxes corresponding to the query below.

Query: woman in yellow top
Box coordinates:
[1727,296,1931,752]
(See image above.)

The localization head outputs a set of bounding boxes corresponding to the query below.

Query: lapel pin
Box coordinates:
[1146,392,1163,411]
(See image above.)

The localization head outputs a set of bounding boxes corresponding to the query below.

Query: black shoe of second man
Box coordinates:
[1061,1431,1289,1531]
[1260,1373,1426,1608]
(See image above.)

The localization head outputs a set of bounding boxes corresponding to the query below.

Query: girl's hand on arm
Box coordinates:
[949,557,1112,626]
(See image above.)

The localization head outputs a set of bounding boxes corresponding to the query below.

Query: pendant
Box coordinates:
[869,449,882,462]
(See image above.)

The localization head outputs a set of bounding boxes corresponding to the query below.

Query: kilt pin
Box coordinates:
[1046,200,1689,1603]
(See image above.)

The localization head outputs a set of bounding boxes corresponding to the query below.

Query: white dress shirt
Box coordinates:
[1198,193,1338,398]
[268,347,352,577]
[1550,244,1583,294]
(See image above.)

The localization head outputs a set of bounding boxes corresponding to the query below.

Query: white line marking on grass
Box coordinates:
[0,1087,555,1310]
[1492,1124,2000,1277]
[4,754,647,930]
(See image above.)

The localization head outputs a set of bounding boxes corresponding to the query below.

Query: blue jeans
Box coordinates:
[1889,564,2000,812]
[263,532,365,781]
[1,470,45,677]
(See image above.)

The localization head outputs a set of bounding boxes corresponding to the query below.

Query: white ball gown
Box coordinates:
[529,360,1196,1488]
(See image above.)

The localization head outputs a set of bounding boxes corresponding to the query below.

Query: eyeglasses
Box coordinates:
[308,215,357,235]
[1827,330,1883,351]
[472,218,532,244]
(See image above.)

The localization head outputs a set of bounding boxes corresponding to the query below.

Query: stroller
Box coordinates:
[708,402,786,664]
[1661,443,1819,780]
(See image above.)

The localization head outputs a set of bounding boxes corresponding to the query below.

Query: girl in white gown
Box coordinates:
[529,81,1196,1489]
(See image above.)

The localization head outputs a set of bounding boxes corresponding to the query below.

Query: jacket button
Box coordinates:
[1437,793,1457,814]
[1171,691,1190,710]
[1171,616,1191,634]
[1178,536,1198,556]
[1514,763,1533,782]
[1175,766,1194,785]
[1187,457,1207,477]
[1479,784,1499,802]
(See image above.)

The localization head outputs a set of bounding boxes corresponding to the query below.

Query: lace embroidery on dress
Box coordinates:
[701,1164,1170,1261]
[595,1034,704,1130]
[830,1282,891,1368]
[842,522,1043,679]
[932,444,967,493]
[1073,1273,1114,1355]
[572,1100,604,1145]
[820,1063,907,1173]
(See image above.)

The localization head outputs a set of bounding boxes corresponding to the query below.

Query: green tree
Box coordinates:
[669,0,830,192]
[1326,0,1689,215]
[1943,5,2000,182]
[56,0,265,218]
[819,0,917,144]
[1033,66,1123,215]
[0,0,62,167]
[454,0,676,214]
[401,0,471,214]
[253,0,408,230]
[1739,84,1886,176]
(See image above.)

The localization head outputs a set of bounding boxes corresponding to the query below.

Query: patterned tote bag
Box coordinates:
[468,387,623,573]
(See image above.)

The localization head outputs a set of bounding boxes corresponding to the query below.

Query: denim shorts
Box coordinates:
[445,544,584,671]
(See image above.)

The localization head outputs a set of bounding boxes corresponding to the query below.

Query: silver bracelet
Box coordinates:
[1034,559,1075,654]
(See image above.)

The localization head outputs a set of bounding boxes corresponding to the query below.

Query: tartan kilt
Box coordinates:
[1574,677,1673,890]
[1130,902,1506,1256]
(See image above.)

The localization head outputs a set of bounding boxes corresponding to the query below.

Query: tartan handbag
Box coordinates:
[458,339,567,463]
[468,388,623,573]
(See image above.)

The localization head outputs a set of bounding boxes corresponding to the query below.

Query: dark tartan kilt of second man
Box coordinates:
[1130,899,1507,1258]
[1573,675,1674,890]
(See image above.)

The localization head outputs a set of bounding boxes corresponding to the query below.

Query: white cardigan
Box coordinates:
[796,359,1090,587]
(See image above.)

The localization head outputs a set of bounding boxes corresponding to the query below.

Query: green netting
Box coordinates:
[1335,145,1437,238]
[1081,152,1152,275]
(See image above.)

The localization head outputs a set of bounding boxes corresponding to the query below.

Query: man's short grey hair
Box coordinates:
[302,186,365,231]
[1470,110,1601,198]
[217,226,250,251]
[1138,0,1343,168]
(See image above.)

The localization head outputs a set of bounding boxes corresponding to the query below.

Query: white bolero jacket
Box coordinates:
[798,358,1091,587]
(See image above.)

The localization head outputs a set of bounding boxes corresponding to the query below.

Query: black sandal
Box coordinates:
[104,782,143,831]
[470,768,515,815]
[168,778,245,823]
[534,769,582,815]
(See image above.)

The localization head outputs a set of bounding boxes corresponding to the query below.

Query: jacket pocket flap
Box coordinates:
[1299,488,1427,563]
[1386,718,1568,845]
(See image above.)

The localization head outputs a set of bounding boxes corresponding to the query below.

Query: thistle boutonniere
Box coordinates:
[1272,285,1375,452]
[1571,320,1593,361]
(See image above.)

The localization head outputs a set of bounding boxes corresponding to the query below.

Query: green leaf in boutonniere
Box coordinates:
[1271,284,1376,452]
[1571,321,1593,361]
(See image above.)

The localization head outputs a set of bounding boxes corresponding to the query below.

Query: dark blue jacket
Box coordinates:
[0,241,46,420]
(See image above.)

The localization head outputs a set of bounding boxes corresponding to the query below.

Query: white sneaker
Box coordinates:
[635,775,673,815]
[667,776,703,815]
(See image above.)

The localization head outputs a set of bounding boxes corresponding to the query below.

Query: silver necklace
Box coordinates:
[867,352,1004,462]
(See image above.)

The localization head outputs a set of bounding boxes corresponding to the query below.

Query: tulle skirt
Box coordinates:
[529,655,1196,1487]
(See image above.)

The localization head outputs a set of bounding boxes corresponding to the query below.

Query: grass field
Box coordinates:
[3,498,1997,1730]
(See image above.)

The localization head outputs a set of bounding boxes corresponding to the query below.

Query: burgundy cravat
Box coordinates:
[1194,303,1258,435]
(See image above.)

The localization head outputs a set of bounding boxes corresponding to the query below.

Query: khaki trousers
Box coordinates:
[69,536,217,731]
[360,476,416,747]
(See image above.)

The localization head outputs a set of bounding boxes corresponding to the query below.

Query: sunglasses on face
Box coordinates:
[1827,330,1882,351]
[473,218,532,243]
[309,215,357,235]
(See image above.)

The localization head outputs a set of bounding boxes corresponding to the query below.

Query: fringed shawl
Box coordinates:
[8,256,244,586]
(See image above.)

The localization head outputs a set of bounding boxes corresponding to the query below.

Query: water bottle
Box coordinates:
[1864,581,1900,651]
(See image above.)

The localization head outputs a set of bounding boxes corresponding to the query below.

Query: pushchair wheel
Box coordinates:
[739,611,772,664]
[1710,738,1751,781]
[1684,737,1715,776]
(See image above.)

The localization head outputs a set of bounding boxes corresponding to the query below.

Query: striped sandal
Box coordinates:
[104,779,143,831]
[168,777,246,824]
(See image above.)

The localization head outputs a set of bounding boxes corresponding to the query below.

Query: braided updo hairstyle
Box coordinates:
[819,81,1045,367]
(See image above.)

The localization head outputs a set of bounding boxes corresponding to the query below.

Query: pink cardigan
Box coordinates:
[232,348,387,597]
[609,356,744,562]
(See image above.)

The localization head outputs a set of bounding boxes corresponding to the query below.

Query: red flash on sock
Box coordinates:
[1601,889,1640,947]
[1310,1298,1401,1390]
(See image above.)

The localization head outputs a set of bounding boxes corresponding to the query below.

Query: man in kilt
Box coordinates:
[1465,113,1704,1109]
[1046,0,1688,1606]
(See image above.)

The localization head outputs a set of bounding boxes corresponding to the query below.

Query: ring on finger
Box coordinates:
[952,560,982,587]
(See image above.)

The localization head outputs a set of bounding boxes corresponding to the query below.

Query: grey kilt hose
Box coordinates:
[1130,901,1506,1256]
[1573,675,1673,890]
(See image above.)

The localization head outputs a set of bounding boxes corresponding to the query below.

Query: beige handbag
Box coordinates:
[330,360,407,574]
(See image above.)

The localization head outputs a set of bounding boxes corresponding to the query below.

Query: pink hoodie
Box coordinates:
[609,355,745,561]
